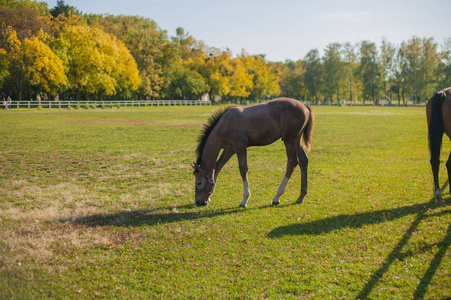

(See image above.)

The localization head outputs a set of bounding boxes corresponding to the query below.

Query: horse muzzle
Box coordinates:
[195,196,210,206]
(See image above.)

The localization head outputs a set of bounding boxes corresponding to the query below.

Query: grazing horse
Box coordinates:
[191,98,314,207]
[426,87,451,204]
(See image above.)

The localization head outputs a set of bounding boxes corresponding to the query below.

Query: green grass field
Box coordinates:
[0,105,450,299]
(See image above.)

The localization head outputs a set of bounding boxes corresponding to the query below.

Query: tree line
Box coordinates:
[0,0,450,103]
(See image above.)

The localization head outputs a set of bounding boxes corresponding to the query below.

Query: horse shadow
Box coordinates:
[60,203,276,228]
[62,186,450,298]
[267,182,451,299]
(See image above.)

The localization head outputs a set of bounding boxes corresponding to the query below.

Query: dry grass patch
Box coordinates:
[0,180,114,273]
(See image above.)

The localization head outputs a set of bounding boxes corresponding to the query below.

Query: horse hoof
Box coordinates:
[435,196,444,205]
[434,190,444,204]
[239,204,247,208]
[296,198,304,204]
[271,201,280,206]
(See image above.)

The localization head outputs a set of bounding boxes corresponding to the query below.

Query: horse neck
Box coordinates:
[201,132,221,178]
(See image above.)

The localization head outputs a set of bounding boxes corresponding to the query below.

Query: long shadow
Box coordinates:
[59,203,279,227]
[413,221,451,299]
[267,201,448,238]
[356,207,450,299]
[268,182,451,299]
[356,181,451,300]
[63,185,450,298]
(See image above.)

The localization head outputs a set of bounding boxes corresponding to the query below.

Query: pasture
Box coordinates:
[0,105,450,299]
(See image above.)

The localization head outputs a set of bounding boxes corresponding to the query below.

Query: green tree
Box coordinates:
[323,43,344,103]
[358,41,382,104]
[303,49,323,103]
[399,37,422,103]
[164,62,208,99]
[342,42,359,103]
[279,59,305,99]
[438,38,451,88]
[380,39,396,100]
[50,0,79,18]
[420,37,440,99]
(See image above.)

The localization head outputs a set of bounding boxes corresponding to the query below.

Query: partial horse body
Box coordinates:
[426,87,451,204]
[192,98,314,207]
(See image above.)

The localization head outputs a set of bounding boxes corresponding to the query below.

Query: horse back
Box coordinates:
[218,98,310,147]
[440,88,451,138]
[428,87,451,138]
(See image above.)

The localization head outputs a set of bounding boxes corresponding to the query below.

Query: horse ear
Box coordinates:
[190,161,200,173]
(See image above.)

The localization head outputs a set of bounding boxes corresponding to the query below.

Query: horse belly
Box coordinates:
[247,126,281,146]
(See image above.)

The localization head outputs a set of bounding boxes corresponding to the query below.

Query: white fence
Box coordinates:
[6,100,212,110]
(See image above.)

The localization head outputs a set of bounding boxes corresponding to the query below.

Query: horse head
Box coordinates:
[191,162,215,206]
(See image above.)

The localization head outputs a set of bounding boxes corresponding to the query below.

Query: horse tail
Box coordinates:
[428,90,446,169]
[301,105,314,152]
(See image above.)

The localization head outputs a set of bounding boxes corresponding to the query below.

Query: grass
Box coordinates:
[0,105,450,299]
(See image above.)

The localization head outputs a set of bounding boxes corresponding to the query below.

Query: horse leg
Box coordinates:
[236,147,250,207]
[272,142,297,205]
[296,146,308,204]
[214,149,234,183]
[444,151,451,203]
[431,151,443,204]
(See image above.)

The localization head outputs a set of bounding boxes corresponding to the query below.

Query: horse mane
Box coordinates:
[196,106,232,165]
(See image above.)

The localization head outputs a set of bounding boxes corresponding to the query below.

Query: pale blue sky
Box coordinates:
[42,0,451,62]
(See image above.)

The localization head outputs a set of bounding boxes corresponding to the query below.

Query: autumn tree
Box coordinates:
[0,6,50,39]
[206,50,232,99]
[0,0,49,16]
[0,48,9,90]
[228,55,253,99]
[1,27,66,99]
[242,53,280,100]
[87,14,170,99]
[183,48,231,100]
[172,27,206,60]
[22,35,67,97]
[53,25,140,99]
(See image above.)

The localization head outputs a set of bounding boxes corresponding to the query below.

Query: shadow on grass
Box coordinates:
[268,182,451,299]
[60,203,280,228]
[267,202,450,238]
[62,185,450,298]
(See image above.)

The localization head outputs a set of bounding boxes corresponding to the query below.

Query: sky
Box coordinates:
[41,0,451,62]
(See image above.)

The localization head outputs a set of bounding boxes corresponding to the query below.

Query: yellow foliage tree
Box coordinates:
[242,54,280,99]
[0,48,10,88]
[56,25,140,99]
[1,26,66,99]
[22,36,67,95]
[228,56,253,98]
